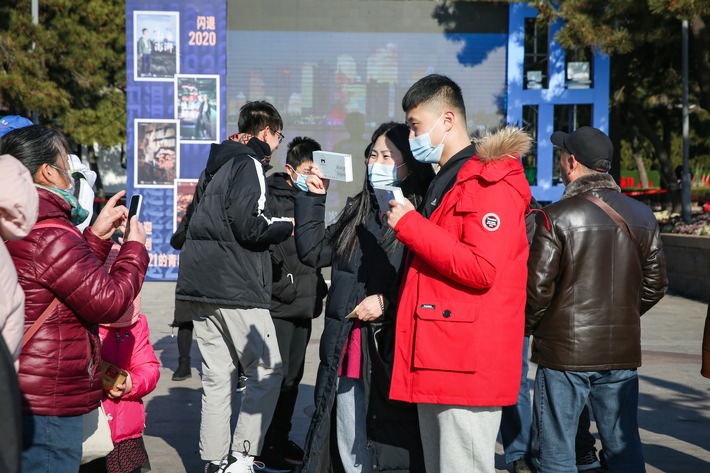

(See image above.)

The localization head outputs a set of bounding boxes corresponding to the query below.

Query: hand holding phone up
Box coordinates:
[123,194,147,245]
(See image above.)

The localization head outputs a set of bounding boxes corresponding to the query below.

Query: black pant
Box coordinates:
[576,404,597,458]
[0,336,20,473]
[264,317,312,447]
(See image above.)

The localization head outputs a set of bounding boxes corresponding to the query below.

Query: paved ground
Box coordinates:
[139,283,710,472]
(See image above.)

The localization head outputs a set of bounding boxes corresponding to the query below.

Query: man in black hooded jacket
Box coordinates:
[176,101,293,473]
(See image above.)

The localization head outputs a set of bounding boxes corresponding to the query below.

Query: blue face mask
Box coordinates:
[293,172,309,192]
[409,114,448,164]
[368,163,406,188]
[286,164,308,192]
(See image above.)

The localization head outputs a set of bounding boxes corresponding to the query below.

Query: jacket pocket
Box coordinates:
[413,301,478,373]
[258,253,268,288]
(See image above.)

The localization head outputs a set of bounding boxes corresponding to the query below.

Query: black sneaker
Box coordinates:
[576,449,603,472]
[254,446,293,473]
[275,439,304,465]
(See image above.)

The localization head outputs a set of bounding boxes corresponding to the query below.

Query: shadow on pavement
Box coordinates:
[638,374,710,470]
[145,334,203,471]
[145,385,203,471]
[144,332,319,470]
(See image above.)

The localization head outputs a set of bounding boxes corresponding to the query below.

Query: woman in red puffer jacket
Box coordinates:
[1,125,149,473]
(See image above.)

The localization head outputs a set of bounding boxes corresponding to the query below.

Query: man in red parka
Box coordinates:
[386,74,532,473]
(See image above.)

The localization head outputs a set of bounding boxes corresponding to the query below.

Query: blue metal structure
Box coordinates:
[506,3,610,202]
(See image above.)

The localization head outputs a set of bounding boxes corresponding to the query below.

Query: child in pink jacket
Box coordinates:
[82,246,160,473]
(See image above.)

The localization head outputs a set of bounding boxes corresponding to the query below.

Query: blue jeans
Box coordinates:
[22,413,83,473]
[531,367,645,473]
[500,336,532,464]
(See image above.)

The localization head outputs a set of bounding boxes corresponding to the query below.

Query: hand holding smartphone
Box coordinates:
[372,185,405,214]
[123,194,142,240]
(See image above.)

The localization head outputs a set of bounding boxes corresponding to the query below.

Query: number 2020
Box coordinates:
[188,31,216,46]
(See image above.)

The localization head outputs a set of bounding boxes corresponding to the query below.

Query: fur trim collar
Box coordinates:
[562,173,621,200]
[474,127,532,163]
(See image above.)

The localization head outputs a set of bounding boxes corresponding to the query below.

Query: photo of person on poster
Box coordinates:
[175,75,220,143]
[135,119,180,188]
[134,11,180,81]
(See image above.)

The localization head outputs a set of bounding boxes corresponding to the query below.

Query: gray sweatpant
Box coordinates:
[190,301,283,461]
[418,403,502,473]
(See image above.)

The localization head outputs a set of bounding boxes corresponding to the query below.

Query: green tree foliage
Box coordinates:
[533,0,710,194]
[0,0,126,147]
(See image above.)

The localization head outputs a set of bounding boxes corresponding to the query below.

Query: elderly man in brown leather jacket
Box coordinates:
[526,126,667,473]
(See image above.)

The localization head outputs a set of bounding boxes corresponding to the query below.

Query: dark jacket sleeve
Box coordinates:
[294,192,335,269]
[170,218,188,250]
[270,244,297,304]
[525,210,562,335]
[225,159,293,247]
[640,225,668,315]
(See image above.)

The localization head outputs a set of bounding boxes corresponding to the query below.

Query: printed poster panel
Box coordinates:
[127,0,226,281]
[134,119,180,188]
[133,11,180,82]
[175,74,220,143]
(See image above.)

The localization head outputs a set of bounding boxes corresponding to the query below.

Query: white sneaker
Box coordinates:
[224,452,265,473]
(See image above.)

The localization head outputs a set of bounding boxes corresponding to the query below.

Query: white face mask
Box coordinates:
[368,162,406,188]
[67,154,97,231]
[408,113,448,164]
[49,164,75,194]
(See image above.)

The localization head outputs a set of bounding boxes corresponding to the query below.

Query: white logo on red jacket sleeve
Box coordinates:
[482,213,501,231]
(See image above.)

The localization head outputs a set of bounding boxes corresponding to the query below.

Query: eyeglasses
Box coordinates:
[50,163,72,178]
[274,130,285,144]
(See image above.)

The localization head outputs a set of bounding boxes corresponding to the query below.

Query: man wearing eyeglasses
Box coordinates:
[176,101,294,473]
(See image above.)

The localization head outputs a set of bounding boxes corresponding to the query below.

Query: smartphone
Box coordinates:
[124,194,142,239]
[372,185,405,214]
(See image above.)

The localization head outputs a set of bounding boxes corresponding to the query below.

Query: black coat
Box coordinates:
[176,138,293,308]
[266,173,327,320]
[293,191,425,473]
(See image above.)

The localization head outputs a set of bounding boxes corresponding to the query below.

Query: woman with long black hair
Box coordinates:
[294,122,434,473]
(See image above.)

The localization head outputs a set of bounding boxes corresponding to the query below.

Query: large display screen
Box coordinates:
[227,0,509,222]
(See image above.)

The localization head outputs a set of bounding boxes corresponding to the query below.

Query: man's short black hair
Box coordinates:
[142,28,148,33]
[402,74,466,119]
[238,101,283,136]
[286,136,321,169]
